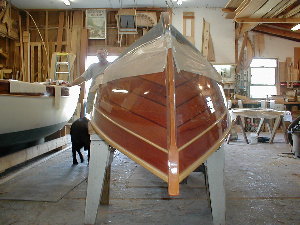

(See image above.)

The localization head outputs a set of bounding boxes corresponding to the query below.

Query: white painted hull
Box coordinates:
[0,86,80,147]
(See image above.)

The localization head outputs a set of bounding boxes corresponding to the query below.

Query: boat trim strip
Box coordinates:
[178,112,228,151]
[95,107,228,154]
[95,108,168,153]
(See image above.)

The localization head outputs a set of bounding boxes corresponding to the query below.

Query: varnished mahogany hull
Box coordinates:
[92,68,230,186]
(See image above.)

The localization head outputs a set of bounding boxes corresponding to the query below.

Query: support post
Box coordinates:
[206,145,226,225]
[84,134,110,225]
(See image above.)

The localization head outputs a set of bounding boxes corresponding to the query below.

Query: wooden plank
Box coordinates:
[279,62,287,82]
[23,31,30,82]
[207,33,215,62]
[253,25,300,41]
[37,43,42,81]
[265,0,297,18]
[245,36,254,69]
[286,57,292,84]
[254,33,264,56]
[235,0,286,38]
[80,28,88,75]
[18,15,24,81]
[235,17,300,23]
[202,19,210,58]
[234,0,251,16]
[0,136,70,174]
[236,32,248,73]
[225,0,244,9]
[56,12,64,52]
[294,47,300,69]
[282,4,300,18]
[45,11,49,79]
[65,11,70,52]
[235,0,268,18]
[254,0,282,18]
[49,52,56,80]
[31,44,35,82]
[222,8,235,13]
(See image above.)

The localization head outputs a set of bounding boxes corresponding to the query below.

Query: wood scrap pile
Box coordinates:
[279,48,300,88]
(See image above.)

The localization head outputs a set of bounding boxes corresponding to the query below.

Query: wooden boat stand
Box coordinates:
[84,133,226,225]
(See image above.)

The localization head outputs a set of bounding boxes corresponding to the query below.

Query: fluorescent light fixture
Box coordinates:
[63,0,71,6]
[291,24,300,31]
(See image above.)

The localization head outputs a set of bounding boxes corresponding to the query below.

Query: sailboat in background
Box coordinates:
[0,79,80,151]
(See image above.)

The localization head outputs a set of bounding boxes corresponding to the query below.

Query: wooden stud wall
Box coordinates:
[0,8,163,82]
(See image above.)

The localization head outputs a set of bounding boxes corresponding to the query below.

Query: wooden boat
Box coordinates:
[0,79,80,150]
[90,14,231,195]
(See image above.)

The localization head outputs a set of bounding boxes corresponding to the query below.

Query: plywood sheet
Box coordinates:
[56,12,65,52]
[294,47,300,69]
[279,62,287,82]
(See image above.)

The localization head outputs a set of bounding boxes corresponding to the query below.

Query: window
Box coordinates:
[249,58,277,99]
[84,55,118,94]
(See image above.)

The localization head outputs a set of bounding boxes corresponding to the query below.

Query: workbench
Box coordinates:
[228,108,290,144]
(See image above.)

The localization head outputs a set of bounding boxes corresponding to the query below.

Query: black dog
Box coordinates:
[70,117,90,165]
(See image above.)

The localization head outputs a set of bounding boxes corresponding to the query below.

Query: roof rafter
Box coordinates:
[235,17,300,23]
[253,25,300,42]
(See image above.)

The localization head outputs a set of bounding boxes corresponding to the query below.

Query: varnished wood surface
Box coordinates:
[92,68,230,191]
[0,80,70,96]
[166,49,179,195]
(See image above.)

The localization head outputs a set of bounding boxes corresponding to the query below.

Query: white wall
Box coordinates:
[172,7,235,64]
[250,32,300,62]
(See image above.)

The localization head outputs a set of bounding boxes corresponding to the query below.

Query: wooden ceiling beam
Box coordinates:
[253,25,300,41]
[234,0,282,38]
[281,5,300,18]
[235,0,268,18]
[222,8,236,13]
[225,0,244,9]
[235,17,300,23]
[264,0,297,18]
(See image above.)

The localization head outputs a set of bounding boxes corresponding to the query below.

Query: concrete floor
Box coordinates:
[0,133,299,225]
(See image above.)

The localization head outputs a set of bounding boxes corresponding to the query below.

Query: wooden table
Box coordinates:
[228,108,289,144]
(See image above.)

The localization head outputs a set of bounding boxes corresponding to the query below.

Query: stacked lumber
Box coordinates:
[223,0,300,41]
